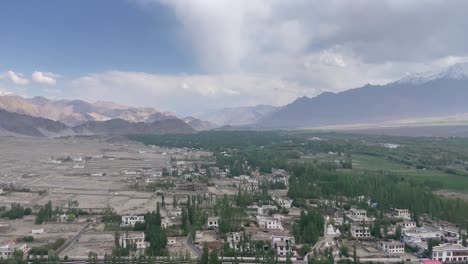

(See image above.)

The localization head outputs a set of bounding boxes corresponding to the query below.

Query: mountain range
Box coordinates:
[0,95,179,126]
[0,108,194,137]
[2,63,468,136]
[257,63,468,128]
[195,105,278,126]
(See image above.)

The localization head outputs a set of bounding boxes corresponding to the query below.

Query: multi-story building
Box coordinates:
[345,208,375,225]
[398,221,417,230]
[207,217,220,229]
[119,232,148,250]
[0,242,28,259]
[257,216,283,230]
[378,240,405,254]
[394,209,411,220]
[121,215,145,227]
[351,225,371,238]
[271,235,295,256]
[257,205,278,216]
[432,244,468,262]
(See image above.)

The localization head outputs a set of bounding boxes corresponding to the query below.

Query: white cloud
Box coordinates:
[32,71,59,85]
[0,70,30,85]
[144,0,468,96]
[70,71,311,113]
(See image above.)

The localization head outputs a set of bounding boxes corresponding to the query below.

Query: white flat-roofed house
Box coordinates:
[207,217,220,229]
[161,217,174,229]
[257,205,278,216]
[227,232,245,251]
[402,227,444,244]
[119,232,148,250]
[257,216,283,230]
[152,171,163,178]
[432,244,468,262]
[351,225,371,239]
[274,241,292,257]
[121,215,145,227]
[394,209,411,220]
[378,240,405,254]
[271,234,295,252]
[123,170,140,175]
[398,221,417,230]
[345,211,375,226]
[349,208,367,217]
[0,242,28,259]
[31,229,44,235]
[72,156,83,162]
[273,196,293,209]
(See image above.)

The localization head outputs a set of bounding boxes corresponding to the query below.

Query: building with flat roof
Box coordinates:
[432,244,468,262]
[378,240,405,254]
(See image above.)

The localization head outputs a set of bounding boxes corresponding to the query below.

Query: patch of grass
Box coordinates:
[352,154,468,193]
[352,154,410,171]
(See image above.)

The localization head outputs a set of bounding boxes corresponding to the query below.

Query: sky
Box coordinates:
[1,0,468,115]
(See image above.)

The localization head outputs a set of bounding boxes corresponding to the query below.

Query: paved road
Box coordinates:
[55,221,92,256]
[186,224,202,258]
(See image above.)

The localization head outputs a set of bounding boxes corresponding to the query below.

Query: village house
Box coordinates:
[351,224,371,238]
[31,229,44,235]
[394,208,411,220]
[161,217,174,229]
[432,244,468,262]
[398,220,417,230]
[257,216,283,230]
[257,205,278,215]
[176,183,207,192]
[273,196,293,209]
[271,234,295,255]
[207,217,220,229]
[378,240,405,254]
[345,208,375,225]
[123,170,140,175]
[402,226,444,244]
[121,215,145,227]
[227,232,250,251]
[119,232,148,250]
[0,242,28,259]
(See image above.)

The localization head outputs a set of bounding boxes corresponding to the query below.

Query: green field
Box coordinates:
[352,154,468,192]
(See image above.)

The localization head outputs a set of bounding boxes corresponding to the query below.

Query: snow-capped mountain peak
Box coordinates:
[397,62,468,85]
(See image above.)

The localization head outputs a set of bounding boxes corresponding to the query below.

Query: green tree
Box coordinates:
[209,249,219,264]
[200,243,209,264]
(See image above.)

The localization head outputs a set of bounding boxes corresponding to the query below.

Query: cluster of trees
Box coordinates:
[287,163,468,228]
[293,210,325,244]
[35,201,55,224]
[214,194,245,234]
[29,238,65,257]
[144,208,168,256]
[235,184,271,208]
[0,203,31,220]
[199,244,219,264]
[181,195,209,235]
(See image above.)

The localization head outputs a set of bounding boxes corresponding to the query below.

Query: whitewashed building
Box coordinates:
[121,215,145,227]
[119,232,148,250]
[378,240,405,254]
[207,217,220,229]
[0,242,28,259]
[257,216,283,230]
[351,225,371,238]
[432,244,468,262]
[394,209,411,220]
